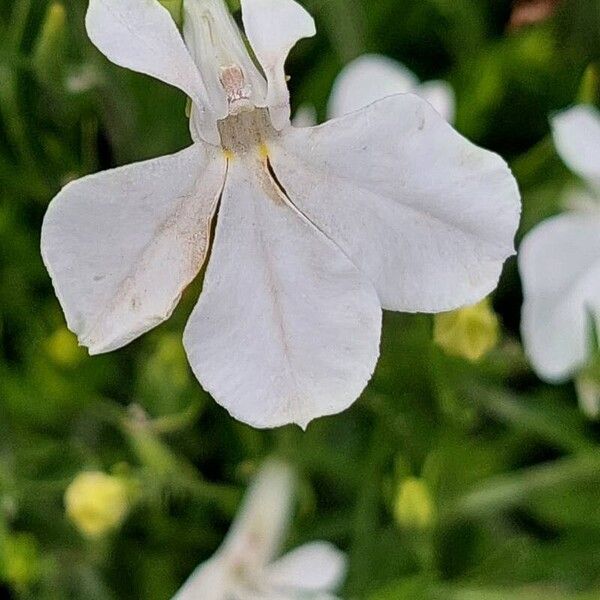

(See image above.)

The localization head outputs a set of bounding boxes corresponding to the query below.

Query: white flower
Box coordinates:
[520,104,600,384]
[328,54,455,123]
[173,461,346,600]
[41,0,520,428]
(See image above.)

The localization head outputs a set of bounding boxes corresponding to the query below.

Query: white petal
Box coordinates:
[292,104,318,128]
[519,212,600,382]
[270,94,521,313]
[419,79,456,123]
[328,54,419,119]
[552,105,600,190]
[85,0,218,144]
[41,143,226,355]
[241,0,316,130]
[172,557,231,600]
[183,158,381,429]
[222,461,296,572]
[264,542,347,594]
[182,0,268,120]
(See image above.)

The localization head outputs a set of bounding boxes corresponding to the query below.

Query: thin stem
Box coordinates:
[6,0,32,52]
[443,453,600,522]
[465,383,594,454]
[347,419,392,593]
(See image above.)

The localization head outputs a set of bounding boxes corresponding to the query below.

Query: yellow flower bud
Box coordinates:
[65,472,130,538]
[578,63,600,105]
[0,533,41,590]
[46,327,84,368]
[433,298,499,362]
[394,477,435,530]
[575,353,600,420]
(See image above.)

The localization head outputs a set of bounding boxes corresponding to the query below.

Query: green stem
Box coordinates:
[509,135,555,190]
[443,453,600,522]
[347,419,392,593]
[465,383,594,454]
[6,0,32,52]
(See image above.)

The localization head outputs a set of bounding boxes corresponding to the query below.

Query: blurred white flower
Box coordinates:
[41,0,520,428]
[328,54,455,123]
[520,105,600,397]
[292,103,318,127]
[173,461,346,600]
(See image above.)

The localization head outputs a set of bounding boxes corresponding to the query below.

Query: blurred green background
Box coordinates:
[1,0,600,598]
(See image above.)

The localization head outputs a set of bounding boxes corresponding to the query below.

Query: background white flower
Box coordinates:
[328,53,455,123]
[41,0,520,429]
[520,105,600,396]
[173,460,346,600]
[294,53,455,127]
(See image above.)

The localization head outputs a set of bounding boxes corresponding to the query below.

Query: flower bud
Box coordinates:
[0,533,41,590]
[394,477,435,530]
[578,63,600,105]
[575,347,600,420]
[46,327,84,368]
[433,298,499,362]
[575,373,600,420]
[65,472,130,538]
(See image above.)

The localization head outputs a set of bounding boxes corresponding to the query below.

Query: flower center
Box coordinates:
[219,65,252,114]
[218,107,274,155]
[183,0,267,119]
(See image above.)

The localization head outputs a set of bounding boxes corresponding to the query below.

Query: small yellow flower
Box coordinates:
[64,472,130,538]
[434,298,500,362]
[394,477,435,530]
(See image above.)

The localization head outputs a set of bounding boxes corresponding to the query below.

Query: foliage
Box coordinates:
[0,0,599,598]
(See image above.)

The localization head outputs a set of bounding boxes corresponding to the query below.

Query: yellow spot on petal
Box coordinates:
[223,149,235,161]
[259,142,269,159]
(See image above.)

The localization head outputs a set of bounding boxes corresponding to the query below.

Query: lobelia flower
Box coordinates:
[519,104,600,416]
[173,461,346,600]
[41,0,520,429]
[294,53,455,128]
[328,53,456,123]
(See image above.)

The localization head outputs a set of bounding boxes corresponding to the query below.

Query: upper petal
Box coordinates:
[519,212,600,382]
[551,105,600,190]
[264,542,347,594]
[223,461,295,571]
[241,0,316,130]
[328,54,419,119]
[41,143,226,355]
[270,94,521,313]
[183,157,381,429]
[86,0,218,143]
